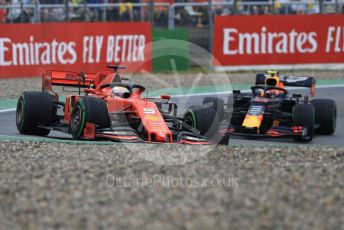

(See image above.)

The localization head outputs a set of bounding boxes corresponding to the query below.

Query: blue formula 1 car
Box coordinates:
[184,71,337,143]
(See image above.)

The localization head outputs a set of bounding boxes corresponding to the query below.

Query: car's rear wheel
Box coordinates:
[311,99,337,135]
[70,96,111,139]
[292,104,314,142]
[16,92,53,136]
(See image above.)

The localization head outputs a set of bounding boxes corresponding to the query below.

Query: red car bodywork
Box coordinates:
[41,68,211,144]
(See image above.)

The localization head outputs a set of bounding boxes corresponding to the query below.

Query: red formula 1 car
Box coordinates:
[16,66,211,144]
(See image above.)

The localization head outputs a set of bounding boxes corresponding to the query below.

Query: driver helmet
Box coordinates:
[112,86,129,97]
[265,70,280,87]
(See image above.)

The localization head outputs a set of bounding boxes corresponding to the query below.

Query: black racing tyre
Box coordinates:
[184,105,219,138]
[16,91,53,136]
[70,96,111,139]
[292,104,314,142]
[311,99,337,135]
[202,97,225,121]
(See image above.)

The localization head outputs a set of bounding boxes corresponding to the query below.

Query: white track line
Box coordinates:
[0,108,16,113]
[316,84,344,89]
[1,84,343,113]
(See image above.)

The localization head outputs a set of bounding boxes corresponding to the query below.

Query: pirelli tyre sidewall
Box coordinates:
[70,101,86,139]
[292,103,315,142]
[16,91,53,136]
[70,96,111,139]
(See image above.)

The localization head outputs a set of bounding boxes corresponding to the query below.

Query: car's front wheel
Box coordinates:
[292,104,314,142]
[184,105,219,138]
[202,97,224,121]
[70,96,111,139]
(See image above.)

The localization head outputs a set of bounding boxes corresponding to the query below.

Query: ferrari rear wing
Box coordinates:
[42,66,126,95]
[43,70,113,92]
[42,70,105,100]
[256,74,316,96]
[42,70,97,89]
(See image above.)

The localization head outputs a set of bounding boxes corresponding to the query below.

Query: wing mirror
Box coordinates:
[160,94,171,100]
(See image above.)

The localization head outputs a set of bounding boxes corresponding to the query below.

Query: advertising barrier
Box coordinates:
[213,15,344,70]
[0,22,152,78]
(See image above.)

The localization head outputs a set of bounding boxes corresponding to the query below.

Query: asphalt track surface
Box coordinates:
[0,86,343,146]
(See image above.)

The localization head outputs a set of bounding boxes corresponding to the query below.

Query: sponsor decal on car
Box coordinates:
[145,115,160,122]
[143,108,156,114]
